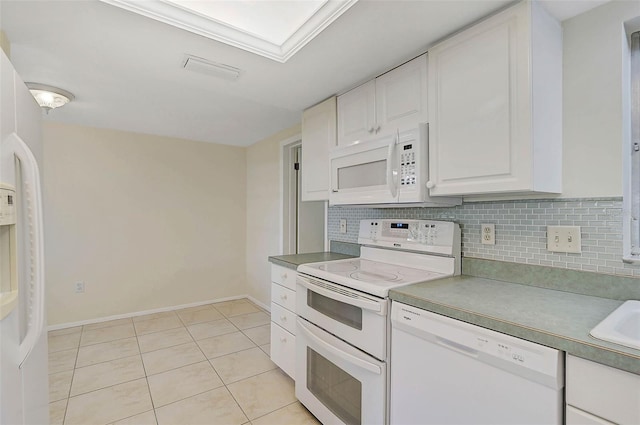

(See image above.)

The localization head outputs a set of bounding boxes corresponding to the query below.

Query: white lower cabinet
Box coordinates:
[270,322,296,379]
[269,264,297,380]
[566,406,614,425]
[566,355,640,425]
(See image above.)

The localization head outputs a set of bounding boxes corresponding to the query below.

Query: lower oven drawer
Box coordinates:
[271,302,296,335]
[271,282,296,312]
[270,322,295,379]
[296,317,386,425]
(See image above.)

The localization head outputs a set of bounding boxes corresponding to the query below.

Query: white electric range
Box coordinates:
[295,219,461,425]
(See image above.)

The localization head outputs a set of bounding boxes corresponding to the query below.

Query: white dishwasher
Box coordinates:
[390,302,564,425]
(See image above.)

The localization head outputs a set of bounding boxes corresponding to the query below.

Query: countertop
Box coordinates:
[390,275,640,375]
[268,252,355,269]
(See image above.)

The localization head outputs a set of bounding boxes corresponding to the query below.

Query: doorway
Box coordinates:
[282,140,325,255]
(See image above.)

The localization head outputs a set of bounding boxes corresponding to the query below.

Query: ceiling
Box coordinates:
[0,0,609,147]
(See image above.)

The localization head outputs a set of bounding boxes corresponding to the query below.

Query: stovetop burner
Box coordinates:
[318,261,358,273]
[349,270,400,282]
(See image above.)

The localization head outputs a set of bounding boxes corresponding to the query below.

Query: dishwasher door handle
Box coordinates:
[435,336,479,358]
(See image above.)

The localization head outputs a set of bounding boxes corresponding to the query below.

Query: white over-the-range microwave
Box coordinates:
[329,123,461,207]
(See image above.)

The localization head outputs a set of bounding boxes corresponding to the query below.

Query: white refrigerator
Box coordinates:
[0,49,49,424]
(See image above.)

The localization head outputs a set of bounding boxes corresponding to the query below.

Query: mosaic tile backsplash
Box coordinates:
[327,198,640,278]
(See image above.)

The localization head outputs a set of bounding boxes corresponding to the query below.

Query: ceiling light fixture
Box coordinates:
[182,55,242,81]
[25,83,74,113]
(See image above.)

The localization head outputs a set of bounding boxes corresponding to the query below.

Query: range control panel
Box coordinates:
[358,219,460,256]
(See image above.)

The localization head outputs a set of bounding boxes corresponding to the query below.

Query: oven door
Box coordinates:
[296,317,386,425]
[329,135,399,206]
[296,273,388,360]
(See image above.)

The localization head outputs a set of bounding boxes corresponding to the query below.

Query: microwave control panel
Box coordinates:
[399,143,416,186]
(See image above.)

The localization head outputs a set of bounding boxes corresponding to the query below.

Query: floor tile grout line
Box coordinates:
[150,381,227,412]
[133,331,160,425]
[73,352,142,372]
[224,368,295,423]
[135,324,184,338]
[76,334,137,350]
[66,366,146,400]
[249,399,301,423]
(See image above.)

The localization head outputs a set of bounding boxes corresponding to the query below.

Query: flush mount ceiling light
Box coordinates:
[182,54,242,80]
[25,83,74,112]
[99,0,358,63]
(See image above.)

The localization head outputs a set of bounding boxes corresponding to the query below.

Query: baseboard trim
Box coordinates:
[47,294,261,331]
[246,295,270,312]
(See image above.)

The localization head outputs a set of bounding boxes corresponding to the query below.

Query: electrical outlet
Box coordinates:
[75,282,85,293]
[481,223,495,245]
[339,219,347,234]
[547,226,582,253]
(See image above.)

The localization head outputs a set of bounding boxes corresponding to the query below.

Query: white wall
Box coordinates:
[44,122,247,325]
[245,124,301,307]
[561,0,639,198]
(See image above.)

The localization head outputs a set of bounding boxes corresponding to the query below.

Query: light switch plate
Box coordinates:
[339,219,347,234]
[547,226,582,253]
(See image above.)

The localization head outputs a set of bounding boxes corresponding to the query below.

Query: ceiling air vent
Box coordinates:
[182,55,241,81]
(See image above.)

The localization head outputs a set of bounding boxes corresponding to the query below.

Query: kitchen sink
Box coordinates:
[590,300,640,350]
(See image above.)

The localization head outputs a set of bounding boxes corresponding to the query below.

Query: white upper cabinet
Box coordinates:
[337,54,428,147]
[301,96,337,201]
[427,1,562,196]
[337,80,376,146]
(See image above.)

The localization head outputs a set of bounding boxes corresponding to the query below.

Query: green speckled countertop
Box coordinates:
[269,252,355,269]
[390,275,640,375]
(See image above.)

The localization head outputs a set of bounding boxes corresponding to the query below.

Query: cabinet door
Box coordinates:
[375,54,428,138]
[271,283,296,312]
[566,406,615,425]
[567,355,640,425]
[270,323,296,379]
[301,97,336,201]
[337,80,376,147]
[270,264,297,291]
[427,2,532,196]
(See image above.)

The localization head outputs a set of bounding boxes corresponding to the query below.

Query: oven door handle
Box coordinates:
[297,276,383,313]
[297,318,382,375]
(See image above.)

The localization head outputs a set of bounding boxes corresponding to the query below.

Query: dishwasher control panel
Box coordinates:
[391,302,563,380]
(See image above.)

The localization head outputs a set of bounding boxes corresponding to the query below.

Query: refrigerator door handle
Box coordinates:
[6,133,45,368]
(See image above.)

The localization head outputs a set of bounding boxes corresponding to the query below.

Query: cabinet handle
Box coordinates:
[280,294,287,300]
[280,337,287,343]
[368,126,376,133]
[426,180,435,189]
[375,125,381,133]
[280,315,287,321]
[281,272,287,280]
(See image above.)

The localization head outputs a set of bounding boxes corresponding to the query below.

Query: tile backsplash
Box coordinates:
[328,198,640,278]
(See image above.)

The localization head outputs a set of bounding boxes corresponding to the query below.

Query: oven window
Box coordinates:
[337,160,386,190]
[307,347,362,425]
[307,291,363,330]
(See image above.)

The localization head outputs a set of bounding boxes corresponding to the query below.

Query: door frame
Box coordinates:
[279,134,328,255]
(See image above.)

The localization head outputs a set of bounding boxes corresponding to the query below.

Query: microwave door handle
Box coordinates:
[386,136,398,198]
[297,318,382,375]
[297,276,382,313]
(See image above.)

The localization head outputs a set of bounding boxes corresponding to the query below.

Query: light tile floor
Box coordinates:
[48,299,320,425]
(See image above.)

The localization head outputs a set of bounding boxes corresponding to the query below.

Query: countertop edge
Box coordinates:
[268,252,356,270]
